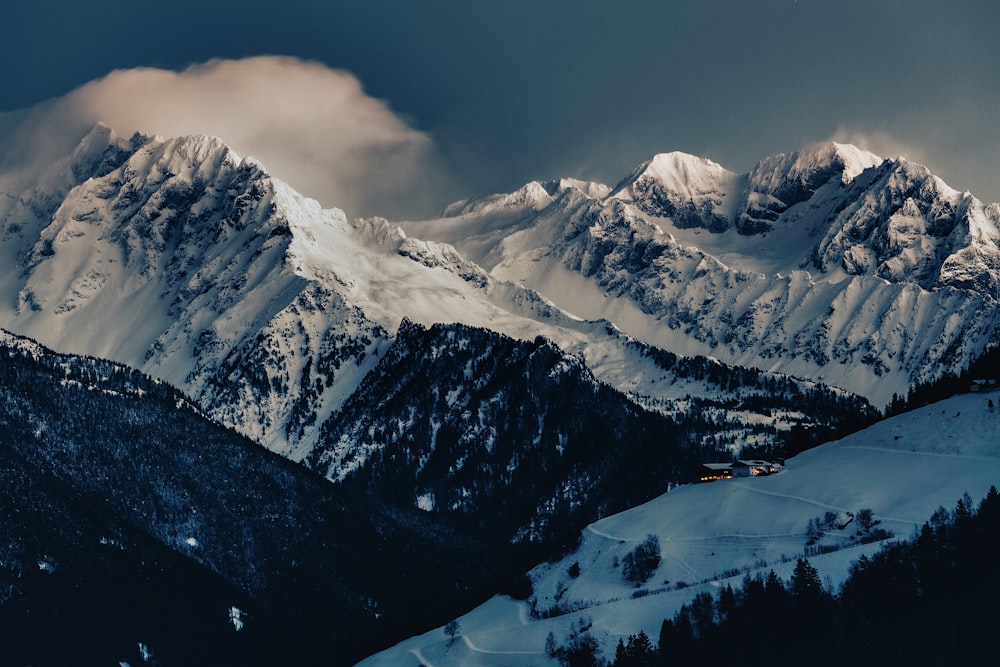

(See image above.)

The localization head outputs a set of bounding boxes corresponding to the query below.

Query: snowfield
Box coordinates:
[360,389,1000,666]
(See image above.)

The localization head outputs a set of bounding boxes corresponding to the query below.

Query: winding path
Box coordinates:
[659,541,699,578]
[838,444,1000,463]
[586,524,641,542]
[730,481,919,527]
[728,481,849,513]
[410,647,435,667]
[462,634,543,656]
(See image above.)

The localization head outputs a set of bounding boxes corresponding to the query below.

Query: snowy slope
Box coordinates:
[360,388,1000,666]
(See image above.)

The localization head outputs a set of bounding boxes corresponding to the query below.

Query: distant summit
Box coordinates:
[609,151,739,232]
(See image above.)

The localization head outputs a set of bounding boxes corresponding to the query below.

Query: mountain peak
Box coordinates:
[145,133,244,176]
[802,141,882,180]
[608,151,739,231]
[732,141,884,234]
[540,177,610,200]
[748,141,883,195]
[882,155,962,200]
[613,151,736,199]
[442,180,553,217]
[72,122,120,156]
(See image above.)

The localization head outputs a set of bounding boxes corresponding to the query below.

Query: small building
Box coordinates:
[699,463,733,482]
[699,460,782,482]
[970,379,998,392]
[731,459,783,477]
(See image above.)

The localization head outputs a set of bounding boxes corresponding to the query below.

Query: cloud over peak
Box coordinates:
[0,56,448,218]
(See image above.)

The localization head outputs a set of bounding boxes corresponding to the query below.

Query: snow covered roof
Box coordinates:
[734,459,781,468]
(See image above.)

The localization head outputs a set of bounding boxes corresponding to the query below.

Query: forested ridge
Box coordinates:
[0,331,499,664]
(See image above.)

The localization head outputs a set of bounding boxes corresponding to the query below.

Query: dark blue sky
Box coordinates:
[4,0,1000,212]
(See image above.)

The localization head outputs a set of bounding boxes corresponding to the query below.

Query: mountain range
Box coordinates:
[0,122,997,663]
[402,141,1000,406]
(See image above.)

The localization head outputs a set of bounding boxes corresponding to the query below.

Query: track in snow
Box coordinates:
[410,648,436,667]
[838,444,1000,463]
[461,634,543,656]
[586,524,642,542]
[728,481,850,513]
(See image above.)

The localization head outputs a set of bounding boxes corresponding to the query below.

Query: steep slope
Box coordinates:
[311,320,717,551]
[809,157,1000,294]
[402,144,1000,406]
[0,329,504,663]
[360,388,1000,666]
[733,142,882,234]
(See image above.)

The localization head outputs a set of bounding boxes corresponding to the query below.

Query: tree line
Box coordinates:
[551,488,999,666]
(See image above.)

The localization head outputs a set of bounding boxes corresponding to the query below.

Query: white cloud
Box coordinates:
[0,56,448,218]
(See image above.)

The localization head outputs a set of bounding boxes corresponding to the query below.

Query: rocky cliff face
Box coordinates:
[810,158,1000,295]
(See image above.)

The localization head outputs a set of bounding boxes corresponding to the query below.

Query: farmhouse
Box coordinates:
[699,463,733,482]
[969,378,998,392]
[733,459,783,477]
[699,460,783,482]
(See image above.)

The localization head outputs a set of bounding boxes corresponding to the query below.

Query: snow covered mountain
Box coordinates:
[0,124,993,505]
[0,125,602,461]
[402,142,1000,406]
[0,124,392,461]
[0,125,872,467]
